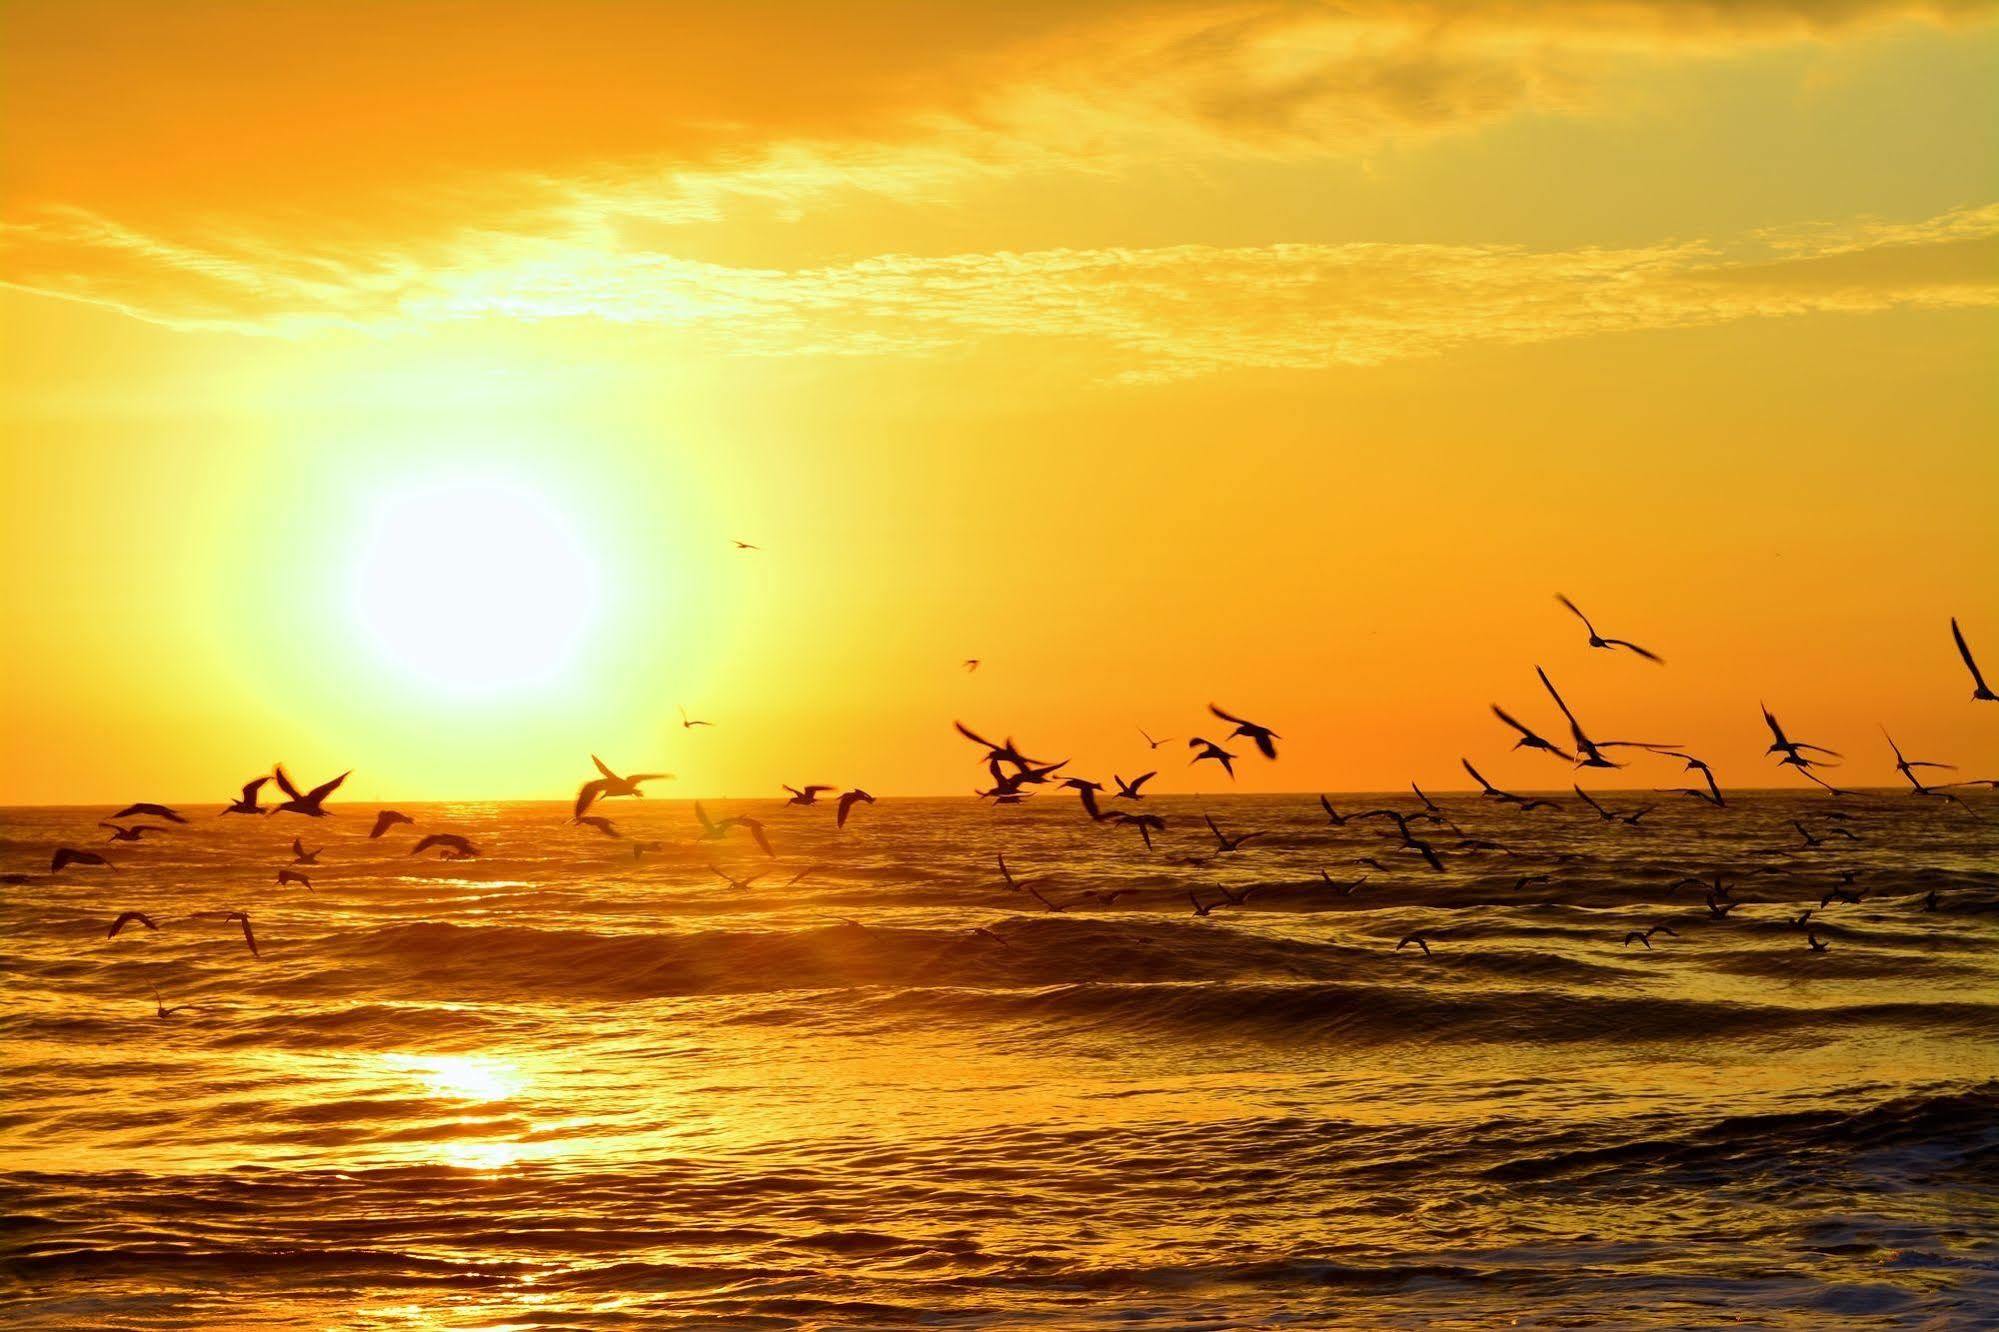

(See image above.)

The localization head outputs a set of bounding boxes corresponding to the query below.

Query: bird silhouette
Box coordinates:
[963,659,981,673]
[220,776,271,815]
[106,911,158,938]
[271,766,349,817]
[1187,738,1237,779]
[52,847,114,873]
[1460,759,1558,811]
[678,705,714,729]
[411,833,478,858]
[575,756,672,817]
[1204,814,1260,853]
[837,789,875,828]
[193,910,259,957]
[1761,706,1841,769]
[109,803,186,824]
[277,868,313,889]
[783,784,836,806]
[370,810,414,839]
[1557,595,1663,663]
[1209,704,1279,759]
[150,986,198,1019]
[100,823,161,842]
[1491,705,1574,762]
[1110,811,1165,849]
[573,815,622,838]
[1952,617,1996,701]
[1807,932,1830,953]
[1396,934,1432,956]
[1138,728,1175,749]
[291,838,320,864]
[1113,772,1156,800]
[710,865,767,890]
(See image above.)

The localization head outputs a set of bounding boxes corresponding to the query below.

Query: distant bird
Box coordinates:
[1953,617,1996,701]
[575,756,672,817]
[411,833,478,858]
[1622,931,1652,949]
[1574,787,1621,823]
[193,910,259,957]
[100,823,161,842]
[1187,738,1237,779]
[836,789,874,828]
[1655,751,1725,806]
[1819,886,1864,909]
[1114,772,1156,800]
[1204,814,1260,853]
[1395,934,1432,957]
[1922,889,1941,912]
[1557,595,1663,663]
[1515,874,1551,891]
[1491,705,1573,761]
[51,847,113,873]
[370,810,414,839]
[1138,728,1174,750]
[953,722,1042,769]
[996,852,1039,895]
[1411,784,1443,816]
[709,866,766,891]
[1807,932,1830,953]
[732,815,776,857]
[1789,909,1815,927]
[106,911,158,938]
[221,776,270,815]
[1882,728,1957,799]
[783,785,836,807]
[1063,778,1109,821]
[573,815,622,838]
[1320,870,1366,896]
[277,869,312,889]
[270,765,349,817]
[1111,811,1165,850]
[1209,704,1279,760]
[109,803,186,824]
[733,539,759,550]
[291,838,320,864]
[1318,796,1352,826]
[1460,759,1558,811]
[1189,892,1219,917]
[678,705,713,729]
[1357,856,1392,873]
[1705,896,1738,919]
[150,986,197,1019]
[963,659,980,673]
[1793,821,1824,849]
[1761,706,1841,769]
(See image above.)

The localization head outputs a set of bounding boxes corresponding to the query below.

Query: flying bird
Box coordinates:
[836,789,874,828]
[291,838,320,864]
[1208,704,1279,759]
[1807,932,1830,953]
[733,539,759,550]
[1460,760,1558,811]
[100,823,161,842]
[193,910,260,957]
[573,815,622,838]
[1761,706,1841,769]
[1187,738,1237,779]
[1204,814,1261,853]
[1113,772,1155,800]
[220,776,270,815]
[1111,811,1165,850]
[150,986,198,1019]
[411,833,479,858]
[782,784,836,807]
[277,868,313,889]
[575,756,672,817]
[1952,617,1996,701]
[678,705,713,729]
[109,803,186,824]
[1318,796,1353,826]
[1138,728,1174,750]
[51,847,114,873]
[953,721,1041,769]
[271,765,350,817]
[1491,705,1573,762]
[963,659,980,673]
[1189,892,1219,917]
[1319,870,1367,896]
[1537,668,1674,769]
[370,810,414,839]
[107,911,158,938]
[731,815,776,857]
[1396,934,1432,957]
[1557,595,1663,663]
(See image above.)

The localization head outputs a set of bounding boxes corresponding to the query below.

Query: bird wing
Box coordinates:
[1490,704,1535,739]
[1460,759,1494,793]
[803,785,836,796]
[240,776,269,802]
[1602,638,1663,663]
[954,721,1001,751]
[1535,667,1582,730]
[1555,594,1594,634]
[272,765,302,801]
[1761,705,1789,747]
[574,781,607,819]
[1131,772,1155,792]
[592,754,620,782]
[837,792,858,826]
[628,773,672,784]
[239,916,259,957]
[741,819,775,857]
[1208,702,1247,726]
[1954,617,1991,689]
[411,834,440,854]
[305,771,350,803]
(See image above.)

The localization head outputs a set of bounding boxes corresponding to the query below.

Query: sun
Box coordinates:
[350,476,598,697]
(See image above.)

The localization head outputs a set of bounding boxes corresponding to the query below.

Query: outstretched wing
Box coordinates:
[574,780,607,819]
[239,776,269,802]
[1603,638,1663,664]
[1555,594,1594,635]
[1208,702,1247,727]
[1953,617,1990,689]
[306,771,350,803]
[954,721,1001,751]
[271,764,302,801]
[592,755,619,781]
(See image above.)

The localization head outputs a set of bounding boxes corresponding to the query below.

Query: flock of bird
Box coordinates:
[13,597,1996,1015]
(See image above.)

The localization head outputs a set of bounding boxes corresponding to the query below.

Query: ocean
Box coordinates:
[3,791,1996,1328]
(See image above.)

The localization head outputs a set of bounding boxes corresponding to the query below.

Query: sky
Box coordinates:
[2,0,1996,805]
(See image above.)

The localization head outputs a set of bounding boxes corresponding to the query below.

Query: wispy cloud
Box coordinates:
[8,203,1993,380]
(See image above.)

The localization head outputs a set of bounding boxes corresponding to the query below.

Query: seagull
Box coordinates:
[1793,821,1824,850]
[1209,704,1279,759]
[107,911,158,938]
[1138,728,1174,749]
[678,705,713,729]
[1655,751,1725,807]
[573,815,622,838]
[782,785,836,807]
[996,852,1036,894]
[150,986,198,1019]
[836,789,874,828]
[1953,617,1997,701]
[1883,728,1957,793]
[1411,784,1444,816]
[277,868,313,889]
[1492,705,1573,761]
[271,766,350,817]
[1319,870,1367,896]
[963,659,980,673]
[1460,759,1558,811]
[1623,931,1653,949]
[1789,909,1815,927]
[411,833,478,858]
[291,838,320,864]
[370,810,414,839]
[1063,778,1109,822]
[1557,595,1663,663]
[1111,811,1165,850]
[1189,892,1219,917]
[1574,786,1622,823]
[220,776,270,815]
[575,756,673,817]
[51,847,114,873]
[100,823,162,842]
[1113,772,1156,800]
[1204,814,1261,853]
[1807,932,1830,953]
[1318,796,1353,826]
[733,539,759,550]
[1761,706,1841,769]
[109,803,186,824]
[193,910,259,957]
[709,865,766,890]
[1705,896,1738,919]
[1395,934,1432,957]
[1187,738,1237,779]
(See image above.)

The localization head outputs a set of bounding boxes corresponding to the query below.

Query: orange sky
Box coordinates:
[2,1,1996,804]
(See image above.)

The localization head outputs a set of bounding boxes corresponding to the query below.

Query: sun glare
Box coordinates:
[350,477,598,697]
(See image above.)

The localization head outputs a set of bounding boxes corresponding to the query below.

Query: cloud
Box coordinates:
[7,203,1994,381]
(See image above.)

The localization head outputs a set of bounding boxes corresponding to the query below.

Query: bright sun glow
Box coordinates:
[351,477,598,697]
